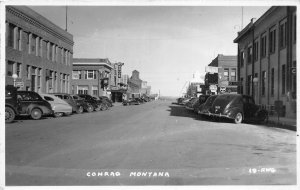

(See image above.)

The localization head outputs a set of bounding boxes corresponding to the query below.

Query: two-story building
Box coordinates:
[204,54,238,94]
[71,58,113,97]
[234,6,296,119]
[6,6,74,93]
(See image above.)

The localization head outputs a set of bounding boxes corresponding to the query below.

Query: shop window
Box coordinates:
[7,61,14,76]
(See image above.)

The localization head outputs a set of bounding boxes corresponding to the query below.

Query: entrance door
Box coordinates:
[31,75,36,92]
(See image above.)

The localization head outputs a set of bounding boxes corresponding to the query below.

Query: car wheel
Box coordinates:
[76,106,84,114]
[31,108,42,120]
[5,106,16,123]
[86,105,93,113]
[54,112,63,118]
[234,112,243,124]
[95,106,101,111]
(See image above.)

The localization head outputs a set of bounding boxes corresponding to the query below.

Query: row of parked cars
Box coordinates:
[5,85,113,123]
[177,93,268,124]
[122,96,152,106]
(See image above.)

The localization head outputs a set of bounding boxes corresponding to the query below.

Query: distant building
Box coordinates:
[71,58,113,97]
[204,54,238,95]
[185,71,204,97]
[6,6,74,93]
[110,62,126,102]
[127,70,142,98]
[233,6,296,119]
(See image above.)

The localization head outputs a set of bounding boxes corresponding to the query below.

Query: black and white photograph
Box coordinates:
[1,0,298,188]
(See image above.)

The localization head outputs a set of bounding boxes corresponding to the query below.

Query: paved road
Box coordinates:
[6,100,296,185]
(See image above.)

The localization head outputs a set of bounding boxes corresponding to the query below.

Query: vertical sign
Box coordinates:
[118,65,122,78]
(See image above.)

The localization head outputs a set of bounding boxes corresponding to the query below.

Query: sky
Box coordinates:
[28,4,270,97]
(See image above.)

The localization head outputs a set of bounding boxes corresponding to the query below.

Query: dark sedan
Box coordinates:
[123,98,141,106]
[209,94,268,124]
[198,95,218,116]
[50,93,84,114]
[77,94,100,111]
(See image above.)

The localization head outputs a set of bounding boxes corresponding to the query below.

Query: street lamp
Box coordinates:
[12,74,18,87]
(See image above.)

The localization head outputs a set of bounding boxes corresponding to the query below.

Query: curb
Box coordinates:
[265,119,297,131]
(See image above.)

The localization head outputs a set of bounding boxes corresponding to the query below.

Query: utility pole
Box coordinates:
[241,6,244,29]
[65,6,68,31]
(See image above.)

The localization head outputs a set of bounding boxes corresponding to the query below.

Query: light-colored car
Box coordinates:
[39,93,73,117]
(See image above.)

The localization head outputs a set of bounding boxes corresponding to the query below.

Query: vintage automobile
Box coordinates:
[92,96,109,111]
[50,93,84,114]
[39,94,73,117]
[70,95,94,113]
[209,94,268,124]
[99,96,113,107]
[77,94,101,111]
[193,95,211,113]
[16,91,53,120]
[198,95,218,116]
[5,85,19,123]
[123,98,141,106]
[185,97,198,110]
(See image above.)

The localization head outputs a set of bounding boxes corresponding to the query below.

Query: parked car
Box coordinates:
[194,95,211,113]
[77,94,101,111]
[92,96,109,111]
[181,98,192,105]
[50,93,84,114]
[39,94,72,117]
[123,98,141,106]
[177,97,184,105]
[209,94,268,124]
[70,95,94,113]
[5,85,19,123]
[16,91,53,120]
[99,96,113,107]
[185,97,198,110]
[198,95,218,116]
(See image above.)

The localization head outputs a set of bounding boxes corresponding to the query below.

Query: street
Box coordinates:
[6,100,296,185]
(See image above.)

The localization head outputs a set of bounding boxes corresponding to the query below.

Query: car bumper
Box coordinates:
[201,112,233,119]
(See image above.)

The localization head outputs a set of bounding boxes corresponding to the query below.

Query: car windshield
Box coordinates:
[18,92,42,101]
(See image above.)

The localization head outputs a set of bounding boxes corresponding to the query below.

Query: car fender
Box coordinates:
[226,107,244,119]
[5,104,19,115]
[26,104,43,115]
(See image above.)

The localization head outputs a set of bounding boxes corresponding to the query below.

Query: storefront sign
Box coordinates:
[209,85,217,91]
[205,66,219,74]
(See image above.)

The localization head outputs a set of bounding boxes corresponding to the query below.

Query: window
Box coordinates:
[293,14,296,43]
[87,70,95,79]
[253,40,259,61]
[49,43,53,60]
[261,33,267,58]
[27,65,30,79]
[247,46,252,63]
[247,75,252,95]
[271,68,274,96]
[78,86,89,94]
[240,78,244,94]
[6,23,14,48]
[30,34,37,55]
[72,70,81,79]
[269,27,276,54]
[292,61,296,96]
[279,21,287,48]
[39,39,43,57]
[261,71,266,96]
[240,51,244,67]
[223,68,229,81]
[52,44,55,61]
[92,86,98,96]
[231,69,236,81]
[44,96,54,101]
[282,64,286,94]
[16,29,21,51]
[16,63,21,77]
[7,61,14,76]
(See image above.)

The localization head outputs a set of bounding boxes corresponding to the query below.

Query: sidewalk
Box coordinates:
[266,115,297,131]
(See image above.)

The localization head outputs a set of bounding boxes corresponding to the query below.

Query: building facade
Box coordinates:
[234,6,296,118]
[110,62,127,102]
[127,70,142,98]
[204,54,238,95]
[6,6,74,93]
[71,58,113,97]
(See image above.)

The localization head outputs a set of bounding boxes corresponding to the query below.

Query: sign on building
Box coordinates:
[205,66,219,74]
[209,85,217,91]
[118,65,122,78]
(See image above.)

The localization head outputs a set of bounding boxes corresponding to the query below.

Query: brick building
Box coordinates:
[234,6,296,119]
[6,6,73,93]
[71,58,113,97]
[204,54,238,94]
